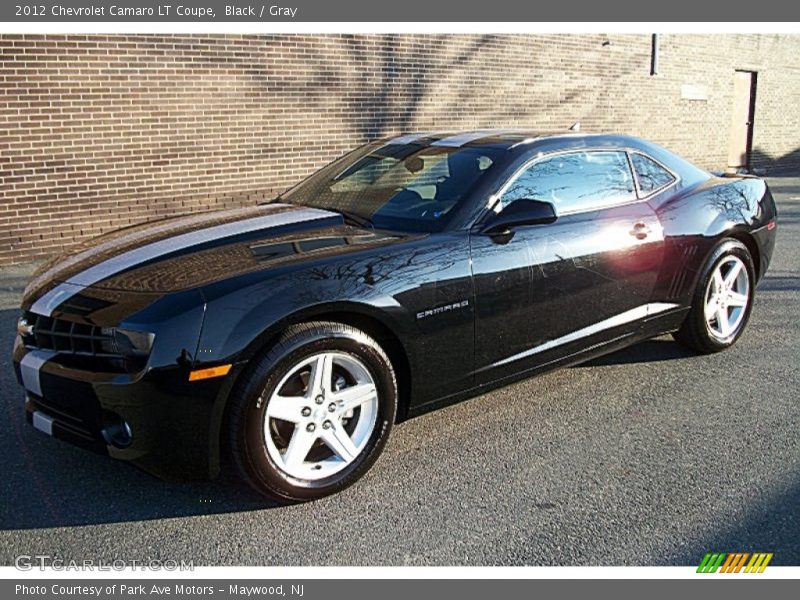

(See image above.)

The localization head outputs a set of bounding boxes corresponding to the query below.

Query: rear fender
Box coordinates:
[654,177,775,303]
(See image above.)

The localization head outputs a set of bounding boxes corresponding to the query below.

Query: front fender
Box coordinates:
[195,266,419,479]
[195,272,410,367]
[198,293,412,480]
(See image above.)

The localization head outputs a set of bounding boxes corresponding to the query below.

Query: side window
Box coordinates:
[630,153,676,194]
[500,151,636,213]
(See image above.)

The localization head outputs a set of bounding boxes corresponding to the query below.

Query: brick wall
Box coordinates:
[1,33,799,266]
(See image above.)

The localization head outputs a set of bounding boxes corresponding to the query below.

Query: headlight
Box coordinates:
[100,327,155,358]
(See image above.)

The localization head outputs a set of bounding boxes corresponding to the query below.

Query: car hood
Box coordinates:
[24,203,404,305]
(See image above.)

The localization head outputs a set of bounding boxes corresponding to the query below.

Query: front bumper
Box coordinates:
[12,336,230,480]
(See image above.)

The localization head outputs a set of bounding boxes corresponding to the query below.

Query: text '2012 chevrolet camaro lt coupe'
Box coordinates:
[13,131,777,502]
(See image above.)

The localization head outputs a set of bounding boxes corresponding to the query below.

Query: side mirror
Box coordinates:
[481,199,557,236]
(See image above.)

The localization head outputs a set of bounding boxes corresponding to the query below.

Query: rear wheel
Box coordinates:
[227,322,397,502]
[673,238,755,353]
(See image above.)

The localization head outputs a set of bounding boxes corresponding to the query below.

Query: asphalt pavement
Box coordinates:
[1,176,798,566]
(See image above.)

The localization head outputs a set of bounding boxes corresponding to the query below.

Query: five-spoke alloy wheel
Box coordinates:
[264,352,379,480]
[227,321,397,502]
[703,255,750,340]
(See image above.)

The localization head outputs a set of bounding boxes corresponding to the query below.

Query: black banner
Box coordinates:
[4,579,799,600]
[2,0,800,22]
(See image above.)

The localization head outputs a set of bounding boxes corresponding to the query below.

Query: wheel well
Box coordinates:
[214,309,413,476]
[730,231,761,280]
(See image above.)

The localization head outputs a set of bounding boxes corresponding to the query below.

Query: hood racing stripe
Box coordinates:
[30,206,339,316]
[26,204,280,296]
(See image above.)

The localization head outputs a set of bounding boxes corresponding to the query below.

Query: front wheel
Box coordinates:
[227,322,397,502]
[673,238,755,353]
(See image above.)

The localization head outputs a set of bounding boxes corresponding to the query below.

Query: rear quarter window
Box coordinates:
[630,152,676,194]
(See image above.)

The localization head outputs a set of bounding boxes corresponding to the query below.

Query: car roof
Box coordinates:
[379,129,642,150]
[377,130,710,183]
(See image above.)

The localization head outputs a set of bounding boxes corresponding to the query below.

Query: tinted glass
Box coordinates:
[281,142,501,233]
[501,151,636,213]
[631,152,676,193]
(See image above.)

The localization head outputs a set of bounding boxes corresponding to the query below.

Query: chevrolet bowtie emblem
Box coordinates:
[17,318,34,336]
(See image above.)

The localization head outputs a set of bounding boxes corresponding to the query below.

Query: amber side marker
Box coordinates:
[189,364,232,381]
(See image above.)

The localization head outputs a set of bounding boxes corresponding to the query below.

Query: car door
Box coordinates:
[471,150,665,382]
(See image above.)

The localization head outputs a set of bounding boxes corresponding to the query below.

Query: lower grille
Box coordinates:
[25,399,107,454]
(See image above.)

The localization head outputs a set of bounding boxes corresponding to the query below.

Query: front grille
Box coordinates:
[21,311,118,358]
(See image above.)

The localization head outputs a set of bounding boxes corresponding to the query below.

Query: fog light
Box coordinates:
[101,417,133,449]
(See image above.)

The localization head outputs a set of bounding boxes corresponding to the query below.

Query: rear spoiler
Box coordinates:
[710,170,763,179]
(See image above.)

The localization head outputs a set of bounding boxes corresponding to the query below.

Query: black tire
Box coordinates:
[227,321,397,503]
[673,238,755,354]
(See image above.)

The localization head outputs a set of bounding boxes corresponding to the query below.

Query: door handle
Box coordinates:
[629,222,651,240]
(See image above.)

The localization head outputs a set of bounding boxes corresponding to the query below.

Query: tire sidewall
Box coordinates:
[238,327,396,502]
[693,239,755,350]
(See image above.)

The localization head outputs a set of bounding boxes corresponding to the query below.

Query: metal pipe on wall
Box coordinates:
[651,34,660,75]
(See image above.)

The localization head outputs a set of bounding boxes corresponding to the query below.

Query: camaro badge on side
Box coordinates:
[416,300,470,320]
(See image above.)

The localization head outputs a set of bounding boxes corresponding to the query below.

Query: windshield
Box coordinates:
[281,141,502,232]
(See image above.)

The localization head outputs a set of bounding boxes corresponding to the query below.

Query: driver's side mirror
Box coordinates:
[481,199,557,236]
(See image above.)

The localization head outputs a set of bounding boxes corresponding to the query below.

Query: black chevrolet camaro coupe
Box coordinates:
[14,131,777,501]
